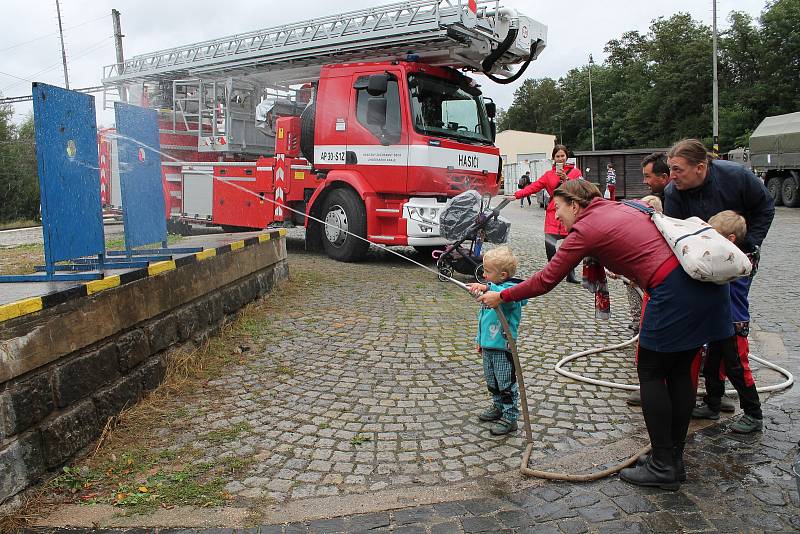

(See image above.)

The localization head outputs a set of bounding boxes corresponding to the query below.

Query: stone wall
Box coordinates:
[0,232,288,506]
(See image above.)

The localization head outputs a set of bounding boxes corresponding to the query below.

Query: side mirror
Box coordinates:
[490,121,496,142]
[367,97,387,127]
[367,74,389,96]
[485,102,496,119]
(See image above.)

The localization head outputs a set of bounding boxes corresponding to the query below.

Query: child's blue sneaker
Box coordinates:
[478,406,502,422]
[490,418,518,435]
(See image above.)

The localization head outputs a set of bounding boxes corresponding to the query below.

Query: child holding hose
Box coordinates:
[468,246,527,436]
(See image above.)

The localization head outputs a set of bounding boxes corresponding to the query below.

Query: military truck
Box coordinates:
[749,112,800,207]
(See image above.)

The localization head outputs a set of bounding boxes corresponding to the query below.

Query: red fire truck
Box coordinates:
[100,1,547,261]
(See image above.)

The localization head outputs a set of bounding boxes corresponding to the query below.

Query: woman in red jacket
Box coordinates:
[514,144,583,283]
[477,180,733,491]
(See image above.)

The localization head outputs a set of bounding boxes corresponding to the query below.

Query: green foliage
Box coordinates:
[0,109,39,223]
[202,422,252,444]
[500,1,800,153]
[350,433,372,446]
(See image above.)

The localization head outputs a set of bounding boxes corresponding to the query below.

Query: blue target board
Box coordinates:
[32,83,105,264]
[114,102,168,249]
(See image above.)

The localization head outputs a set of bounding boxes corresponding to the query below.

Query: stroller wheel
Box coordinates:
[474,263,486,283]
[437,258,454,282]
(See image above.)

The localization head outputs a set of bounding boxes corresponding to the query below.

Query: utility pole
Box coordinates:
[712,0,719,156]
[588,54,596,152]
[55,0,69,89]
[112,9,127,102]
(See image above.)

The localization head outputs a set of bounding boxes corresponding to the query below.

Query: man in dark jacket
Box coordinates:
[664,138,774,434]
[664,141,774,252]
[518,171,532,206]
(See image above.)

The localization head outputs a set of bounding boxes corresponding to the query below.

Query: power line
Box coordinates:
[0,70,33,84]
[0,85,105,104]
[0,36,114,93]
[0,13,109,54]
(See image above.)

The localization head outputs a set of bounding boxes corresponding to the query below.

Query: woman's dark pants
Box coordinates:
[637,346,698,454]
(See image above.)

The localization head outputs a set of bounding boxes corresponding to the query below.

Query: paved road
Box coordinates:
[0,223,125,248]
[29,203,800,532]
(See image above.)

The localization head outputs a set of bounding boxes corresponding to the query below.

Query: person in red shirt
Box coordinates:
[476,180,733,491]
[605,163,617,200]
[513,144,583,283]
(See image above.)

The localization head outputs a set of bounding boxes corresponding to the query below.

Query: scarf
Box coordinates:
[581,257,610,320]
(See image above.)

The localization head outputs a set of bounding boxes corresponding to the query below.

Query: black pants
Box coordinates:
[703,335,762,418]
[544,233,561,261]
[637,347,698,451]
[545,233,577,281]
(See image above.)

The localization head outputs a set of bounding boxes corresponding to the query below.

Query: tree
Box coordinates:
[758,0,800,115]
[0,106,39,223]
[497,1,800,153]
[498,78,562,135]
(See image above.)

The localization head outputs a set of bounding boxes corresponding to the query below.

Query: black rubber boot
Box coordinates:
[635,450,686,481]
[545,235,557,262]
[566,270,580,284]
[673,443,686,482]
[621,447,680,490]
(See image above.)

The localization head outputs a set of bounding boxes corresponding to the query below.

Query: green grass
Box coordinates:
[0,234,184,276]
[275,364,295,376]
[45,446,231,514]
[202,422,252,445]
[112,465,227,513]
[350,433,372,446]
[50,466,103,494]
[0,219,39,230]
[105,233,183,251]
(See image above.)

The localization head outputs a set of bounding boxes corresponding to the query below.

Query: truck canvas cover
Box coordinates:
[750,111,800,169]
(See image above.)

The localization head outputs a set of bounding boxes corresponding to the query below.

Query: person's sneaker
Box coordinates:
[490,418,518,436]
[478,406,502,422]
[731,414,763,434]
[626,389,642,406]
[691,403,720,420]
[719,395,736,413]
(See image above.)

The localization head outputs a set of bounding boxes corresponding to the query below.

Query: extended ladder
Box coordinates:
[102,0,547,86]
[100,0,546,155]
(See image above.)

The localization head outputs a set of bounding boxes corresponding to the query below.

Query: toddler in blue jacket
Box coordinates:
[468,246,527,436]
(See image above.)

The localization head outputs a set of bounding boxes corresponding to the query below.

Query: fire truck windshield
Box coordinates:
[408,74,492,144]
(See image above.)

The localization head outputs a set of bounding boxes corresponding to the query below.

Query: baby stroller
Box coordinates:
[432,191,512,282]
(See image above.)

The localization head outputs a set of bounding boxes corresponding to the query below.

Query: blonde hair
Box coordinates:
[483,246,518,277]
[709,210,746,245]
[640,195,663,213]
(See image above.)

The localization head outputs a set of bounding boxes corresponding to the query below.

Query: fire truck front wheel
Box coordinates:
[320,189,369,262]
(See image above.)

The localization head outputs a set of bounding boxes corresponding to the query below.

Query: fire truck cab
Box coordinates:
[302,61,500,260]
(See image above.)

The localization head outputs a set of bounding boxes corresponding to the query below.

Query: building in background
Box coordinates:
[574,147,670,199]
[495,130,556,196]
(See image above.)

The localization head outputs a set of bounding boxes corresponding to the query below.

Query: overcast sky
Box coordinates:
[1,0,767,127]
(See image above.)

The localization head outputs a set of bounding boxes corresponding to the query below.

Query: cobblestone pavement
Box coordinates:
[29,203,799,532]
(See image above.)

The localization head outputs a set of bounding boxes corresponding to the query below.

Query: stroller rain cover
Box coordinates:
[439,190,511,244]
